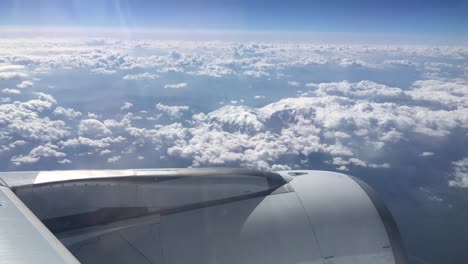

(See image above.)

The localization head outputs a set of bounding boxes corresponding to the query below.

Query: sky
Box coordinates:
[0,1,467,263]
[0,0,467,43]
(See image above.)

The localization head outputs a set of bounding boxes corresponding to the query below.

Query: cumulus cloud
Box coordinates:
[0,93,69,143]
[419,152,435,157]
[91,68,117,75]
[29,144,66,158]
[288,81,301,86]
[123,72,159,80]
[53,106,82,119]
[60,136,126,149]
[9,140,27,148]
[11,144,66,165]
[0,72,28,80]
[120,102,133,111]
[100,149,112,155]
[307,80,407,101]
[107,155,122,163]
[0,64,26,71]
[2,88,21,94]
[407,79,468,108]
[10,155,39,165]
[16,80,33,89]
[36,92,57,104]
[155,103,189,119]
[243,70,269,78]
[164,82,188,89]
[0,64,28,80]
[449,158,468,188]
[78,119,112,137]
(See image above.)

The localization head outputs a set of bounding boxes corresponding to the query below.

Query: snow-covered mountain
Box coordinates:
[203,98,320,134]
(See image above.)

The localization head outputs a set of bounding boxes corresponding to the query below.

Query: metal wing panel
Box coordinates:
[0,185,78,264]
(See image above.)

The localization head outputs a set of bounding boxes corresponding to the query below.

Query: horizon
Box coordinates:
[1,0,467,44]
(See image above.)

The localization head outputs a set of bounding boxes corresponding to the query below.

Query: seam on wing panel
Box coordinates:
[0,178,7,187]
[290,187,327,263]
[119,233,153,264]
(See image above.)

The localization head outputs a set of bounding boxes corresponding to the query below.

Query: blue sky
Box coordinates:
[1,0,467,36]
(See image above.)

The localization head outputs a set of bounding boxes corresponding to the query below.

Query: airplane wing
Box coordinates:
[0,168,407,264]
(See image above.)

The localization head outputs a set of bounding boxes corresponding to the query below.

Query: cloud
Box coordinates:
[0,72,28,80]
[58,159,72,164]
[123,72,159,80]
[107,155,121,163]
[0,64,26,71]
[288,81,301,86]
[61,137,106,148]
[36,92,57,104]
[2,88,21,95]
[448,158,468,188]
[11,143,66,165]
[3,79,462,171]
[91,68,117,75]
[9,140,27,148]
[120,102,133,111]
[60,136,126,149]
[10,155,39,165]
[0,64,28,80]
[164,82,188,89]
[78,119,112,137]
[308,80,408,101]
[100,149,112,155]
[165,91,466,169]
[419,152,435,157]
[29,144,66,158]
[0,38,466,174]
[0,93,69,142]
[155,103,189,119]
[53,106,82,119]
[16,80,33,89]
[243,70,269,78]
[407,79,468,108]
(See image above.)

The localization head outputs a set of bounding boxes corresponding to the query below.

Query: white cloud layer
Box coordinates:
[0,39,465,184]
[0,36,466,264]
